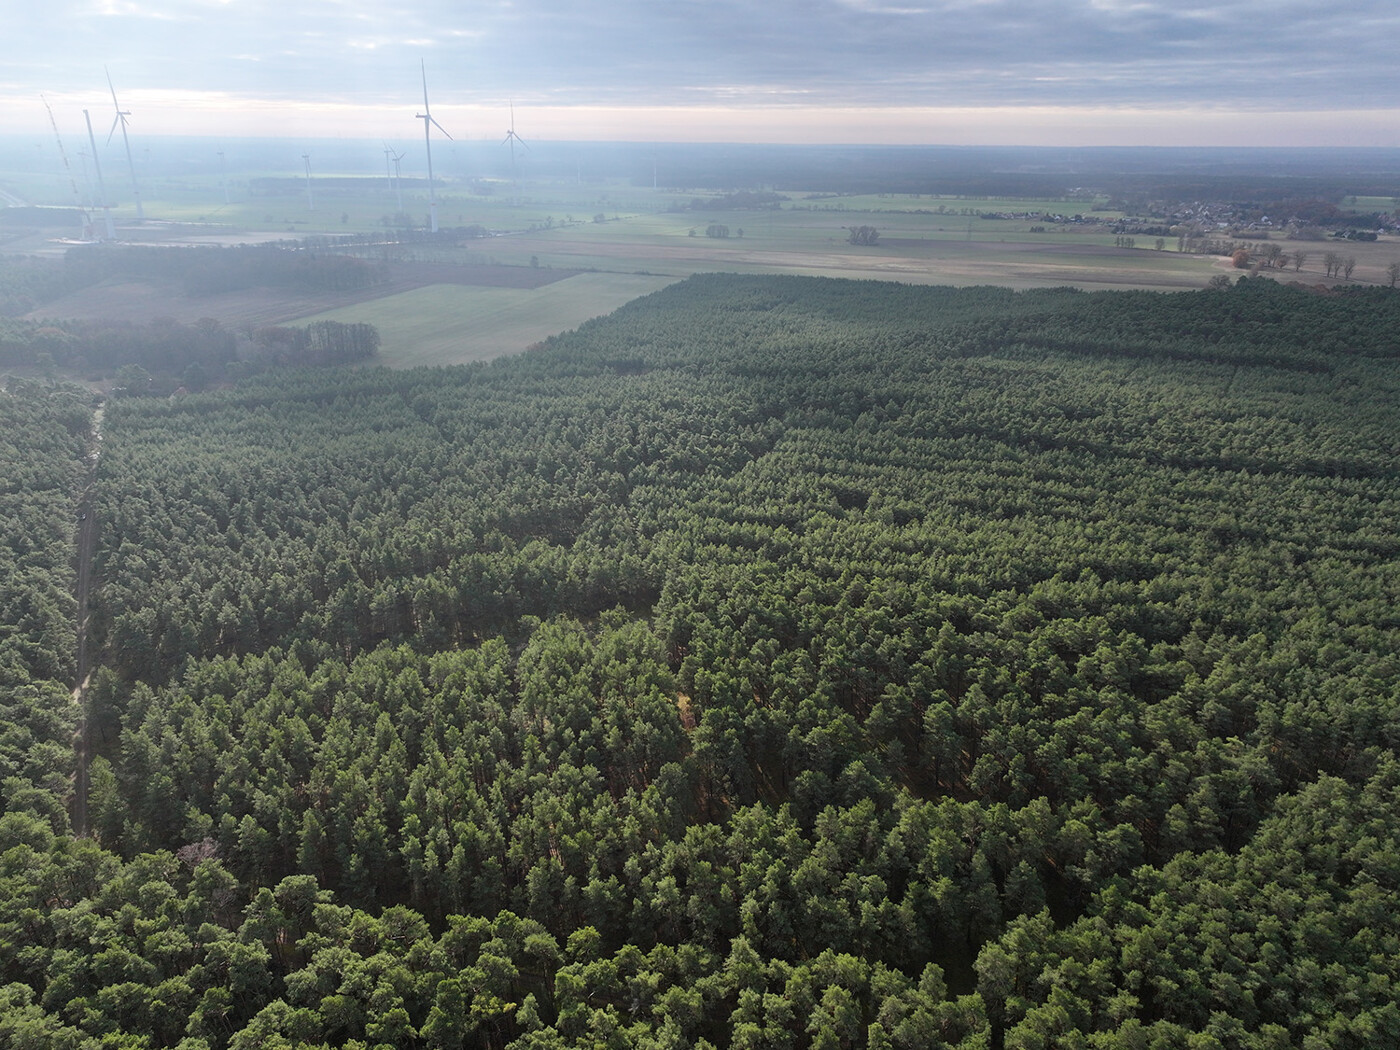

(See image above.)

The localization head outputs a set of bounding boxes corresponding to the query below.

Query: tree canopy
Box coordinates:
[5,273,1400,1048]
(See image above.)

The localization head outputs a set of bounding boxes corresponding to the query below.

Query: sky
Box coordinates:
[4,0,1400,148]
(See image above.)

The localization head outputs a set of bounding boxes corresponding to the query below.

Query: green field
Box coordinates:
[300,271,678,367]
[1345,194,1398,211]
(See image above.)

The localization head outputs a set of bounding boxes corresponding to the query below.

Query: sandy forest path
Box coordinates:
[71,403,102,837]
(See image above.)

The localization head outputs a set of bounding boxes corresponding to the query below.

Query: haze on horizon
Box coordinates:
[4,0,1399,149]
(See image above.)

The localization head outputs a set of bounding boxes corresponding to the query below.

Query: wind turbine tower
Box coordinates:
[302,154,314,210]
[502,100,528,195]
[416,60,453,234]
[83,110,117,240]
[384,143,406,213]
[105,68,143,220]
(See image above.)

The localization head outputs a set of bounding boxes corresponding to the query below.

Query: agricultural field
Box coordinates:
[8,149,1400,368]
[301,272,677,367]
[455,218,1211,289]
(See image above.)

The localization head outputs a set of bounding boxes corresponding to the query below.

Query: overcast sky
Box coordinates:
[4,0,1399,146]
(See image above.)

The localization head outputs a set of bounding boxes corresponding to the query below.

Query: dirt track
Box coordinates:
[71,406,101,838]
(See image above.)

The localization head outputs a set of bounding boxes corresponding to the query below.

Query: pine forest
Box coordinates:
[4,272,1400,1049]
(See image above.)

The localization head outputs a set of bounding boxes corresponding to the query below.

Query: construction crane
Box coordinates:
[41,94,94,239]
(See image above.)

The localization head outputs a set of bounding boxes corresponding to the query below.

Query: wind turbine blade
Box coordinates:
[106,66,120,108]
[430,115,453,140]
[107,115,120,145]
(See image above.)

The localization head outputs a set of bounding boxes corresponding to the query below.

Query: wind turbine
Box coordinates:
[384,142,406,214]
[104,67,143,220]
[302,153,314,210]
[82,110,117,240]
[501,100,528,192]
[416,60,452,233]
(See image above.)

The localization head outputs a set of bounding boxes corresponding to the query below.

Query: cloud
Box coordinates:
[6,0,1400,143]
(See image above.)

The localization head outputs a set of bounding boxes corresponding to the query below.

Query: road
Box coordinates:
[71,405,102,837]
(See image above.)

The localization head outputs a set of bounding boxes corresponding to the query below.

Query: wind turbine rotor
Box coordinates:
[104,66,143,219]
[505,101,528,149]
[105,70,130,143]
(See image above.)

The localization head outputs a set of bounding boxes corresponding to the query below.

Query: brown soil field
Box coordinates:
[25,261,580,328]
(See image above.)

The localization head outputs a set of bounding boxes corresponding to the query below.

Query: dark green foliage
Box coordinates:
[6,274,1400,1047]
[684,191,788,211]
[0,382,87,830]
[1,316,238,380]
[0,255,81,317]
[244,320,381,368]
[61,242,388,298]
[1,316,378,388]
